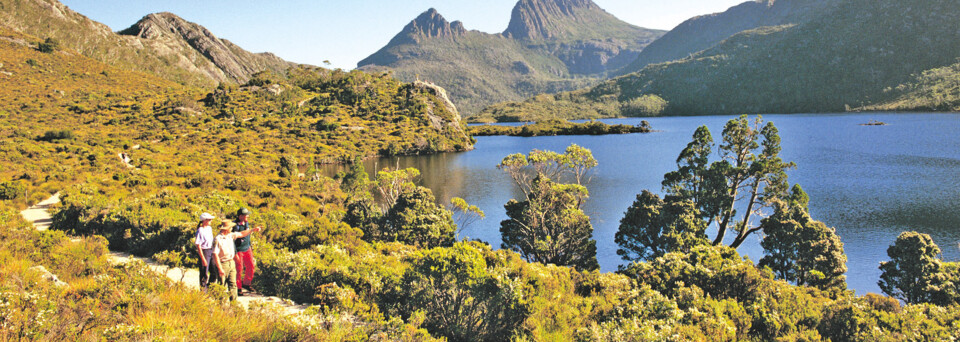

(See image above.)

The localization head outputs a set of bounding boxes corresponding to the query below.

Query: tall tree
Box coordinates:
[712,116,793,248]
[759,185,847,291]
[500,175,599,271]
[617,115,796,263]
[498,145,600,270]
[878,231,955,304]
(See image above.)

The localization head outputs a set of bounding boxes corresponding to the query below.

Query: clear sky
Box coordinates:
[59,0,746,70]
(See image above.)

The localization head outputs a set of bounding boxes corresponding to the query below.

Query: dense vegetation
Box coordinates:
[471,91,666,123]
[615,0,834,75]
[3,3,960,341]
[479,0,960,120]
[861,61,960,111]
[469,119,651,137]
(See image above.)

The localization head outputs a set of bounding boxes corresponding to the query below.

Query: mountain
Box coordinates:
[0,0,297,87]
[616,0,834,75]
[477,0,960,119]
[358,0,664,114]
[117,12,294,85]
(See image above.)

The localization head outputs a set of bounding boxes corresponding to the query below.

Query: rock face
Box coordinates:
[410,80,468,140]
[617,0,834,74]
[118,12,294,84]
[397,8,466,42]
[503,0,611,40]
[358,0,664,114]
[0,0,297,87]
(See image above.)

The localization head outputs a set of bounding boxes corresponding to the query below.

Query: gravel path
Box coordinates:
[19,193,308,315]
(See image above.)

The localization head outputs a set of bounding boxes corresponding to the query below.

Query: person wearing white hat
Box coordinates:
[195,212,218,290]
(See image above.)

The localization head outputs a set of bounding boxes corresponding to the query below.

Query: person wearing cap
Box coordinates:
[233,208,262,295]
[214,219,261,301]
[195,213,218,290]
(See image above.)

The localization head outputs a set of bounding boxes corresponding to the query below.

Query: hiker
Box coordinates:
[195,212,218,290]
[214,219,262,301]
[233,208,262,295]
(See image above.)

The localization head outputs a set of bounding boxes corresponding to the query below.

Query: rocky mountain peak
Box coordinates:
[401,8,466,39]
[503,0,607,40]
[118,12,292,84]
[119,12,208,40]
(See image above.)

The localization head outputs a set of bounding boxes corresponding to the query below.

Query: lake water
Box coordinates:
[329,113,960,295]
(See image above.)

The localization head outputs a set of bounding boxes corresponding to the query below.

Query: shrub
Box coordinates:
[0,181,26,200]
[37,37,59,53]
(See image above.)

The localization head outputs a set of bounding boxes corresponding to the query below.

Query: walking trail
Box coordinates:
[19,193,309,315]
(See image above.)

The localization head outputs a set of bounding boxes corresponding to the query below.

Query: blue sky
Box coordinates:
[59,0,746,69]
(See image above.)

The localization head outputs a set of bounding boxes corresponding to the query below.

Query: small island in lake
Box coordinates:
[860,120,888,126]
[469,119,653,137]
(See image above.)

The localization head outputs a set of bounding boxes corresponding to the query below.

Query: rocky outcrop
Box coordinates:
[119,12,295,84]
[408,81,469,141]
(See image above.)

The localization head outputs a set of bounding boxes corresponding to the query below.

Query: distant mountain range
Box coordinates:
[0,0,297,87]
[358,0,664,114]
[475,0,960,121]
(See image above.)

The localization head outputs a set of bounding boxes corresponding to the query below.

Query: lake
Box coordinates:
[327,113,960,295]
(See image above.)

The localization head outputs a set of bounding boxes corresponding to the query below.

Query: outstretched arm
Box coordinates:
[236,226,262,238]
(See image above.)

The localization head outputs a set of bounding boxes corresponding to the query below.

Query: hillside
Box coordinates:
[616,0,833,75]
[0,0,296,87]
[0,23,471,209]
[358,0,664,114]
[478,0,960,119]
[861,61,960,112]
[3,4,960,341]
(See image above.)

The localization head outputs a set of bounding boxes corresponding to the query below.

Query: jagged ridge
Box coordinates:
[0,0,297,87]
[358,1,664,114]
[118,12,294,84]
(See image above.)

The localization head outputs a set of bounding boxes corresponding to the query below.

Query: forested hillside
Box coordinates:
[615,0,833,75]
[358,0,664,114]
[478,0,960,120]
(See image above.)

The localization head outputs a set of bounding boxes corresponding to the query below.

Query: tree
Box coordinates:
[397,242,528,342]
[38,37,59,53]
[618,115,796,263]
[759,185,847,291]
[615,191,708,261]
[500,175,599,271]
[336,157,370,195]
[450,197,485,237]
[710,116,793,248]
[497,143,597,196]
[498,145,600,270]
[375,167,419,211]
[563,144,598,185]
[878,231,955,304]
[382,186,457,248]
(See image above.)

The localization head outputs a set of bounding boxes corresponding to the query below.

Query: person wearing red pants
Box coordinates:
[233,208,262,295]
